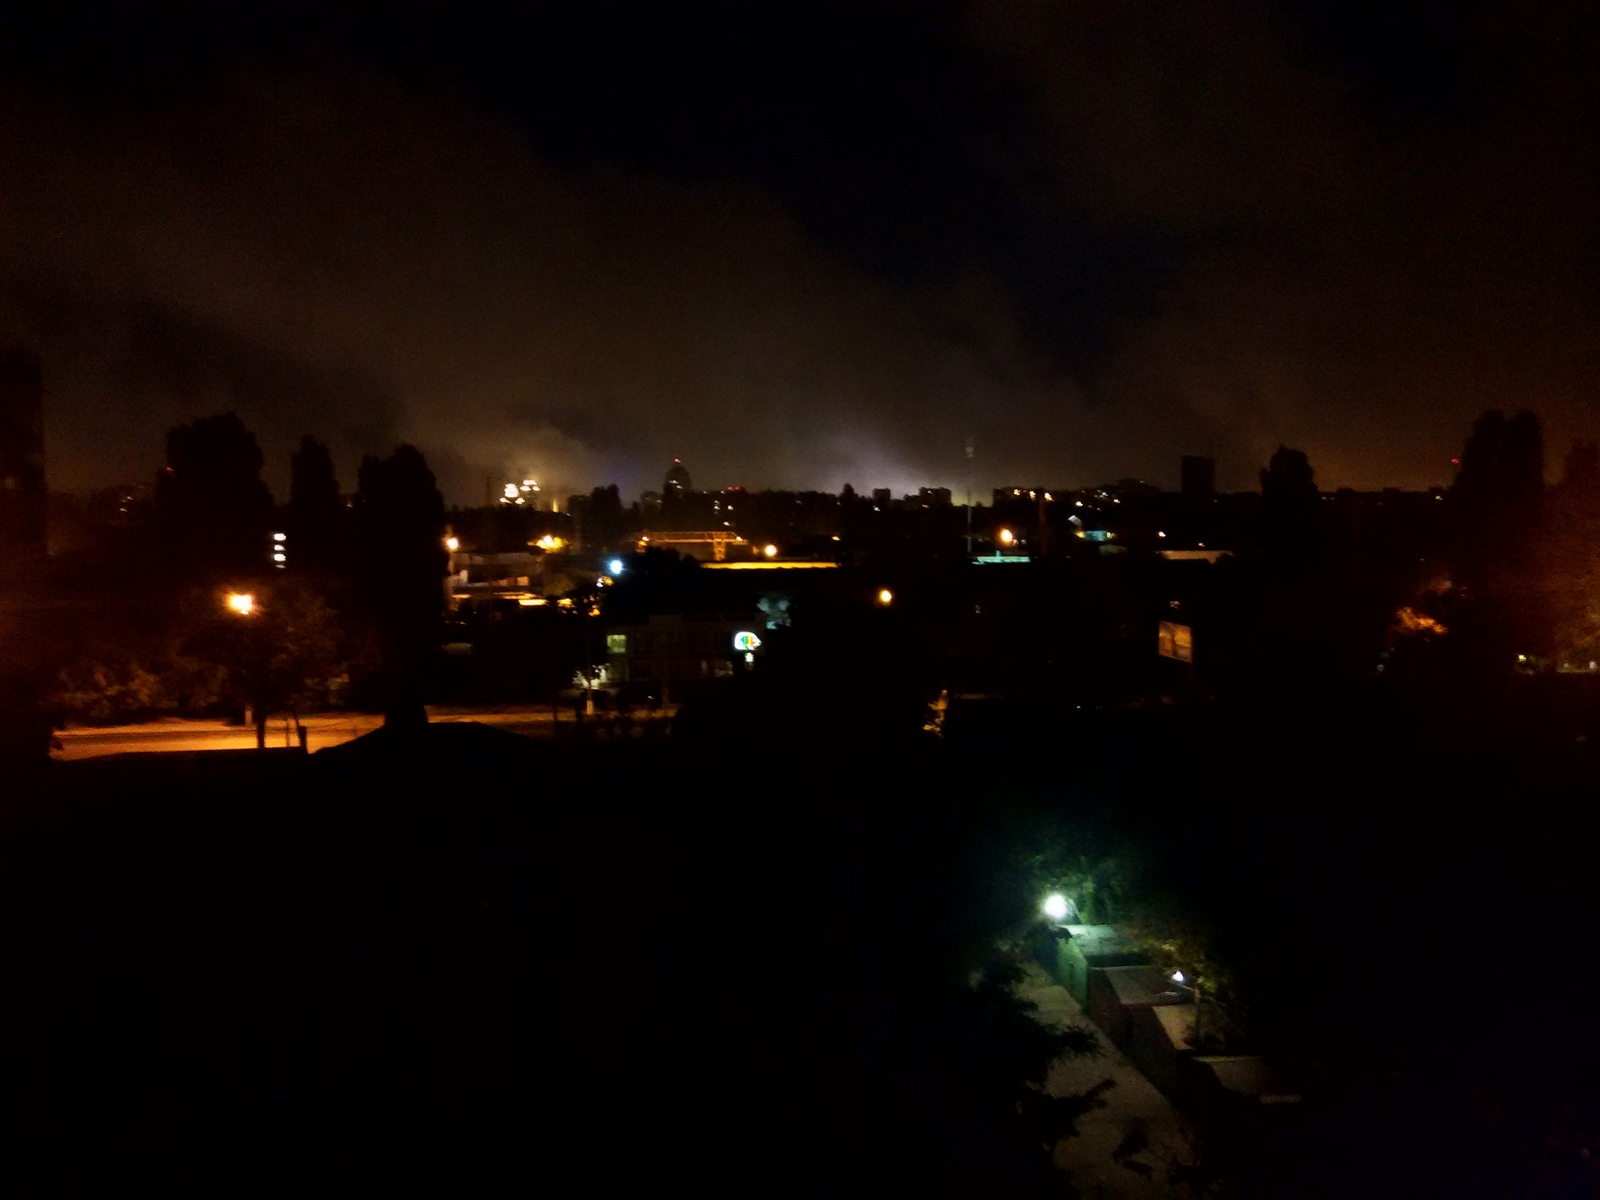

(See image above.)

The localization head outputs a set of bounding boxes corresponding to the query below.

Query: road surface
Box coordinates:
[1017,961,1197,1198]
[52,706,675,761]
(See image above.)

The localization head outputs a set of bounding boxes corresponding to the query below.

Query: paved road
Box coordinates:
[1017,961,1197,1198]
[52,706,676,760]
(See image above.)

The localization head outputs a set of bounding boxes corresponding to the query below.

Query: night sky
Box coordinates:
[2,1,1597,501]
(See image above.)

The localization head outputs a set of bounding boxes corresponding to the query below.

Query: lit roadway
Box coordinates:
[51,706,662,761]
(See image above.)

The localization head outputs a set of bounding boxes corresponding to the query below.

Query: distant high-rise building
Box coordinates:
[0,347,45,566]
[918,487,952,507]
[664,458,692,499]
[871,488,892,509]
[1181,455,1215,498]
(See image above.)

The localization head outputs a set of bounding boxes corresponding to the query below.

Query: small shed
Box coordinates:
[1046,924,1147,1004]
[1087,964,1187,1046]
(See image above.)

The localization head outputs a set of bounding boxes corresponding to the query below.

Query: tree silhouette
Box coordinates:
[1547,439,1600,665]
[353,445,447,727]
[1259,444,1318,558]
[1562,439,1600,494]
[1260,445,1316,506]
[1450,409,1544,544]
[1501,411,1545,503]
[1444,409,1549,670]
[156,413,274,579]
[580,484,625,550]
[288,435,342,573]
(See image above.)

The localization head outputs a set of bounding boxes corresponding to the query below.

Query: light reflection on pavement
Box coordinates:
[51,706,673,760]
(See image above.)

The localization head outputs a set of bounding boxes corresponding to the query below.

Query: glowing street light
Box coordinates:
[999,527,1016,546]
[876,587,894,607]
[1042,893,1070,922]
[1170,970,1185,985]
[608,558,625,575]
[445,536,460,552]
[763,543,778,558]
[225,592,255,616]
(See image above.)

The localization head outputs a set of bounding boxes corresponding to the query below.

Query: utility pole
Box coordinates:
[965,437,975,556]
[583,608,596,719]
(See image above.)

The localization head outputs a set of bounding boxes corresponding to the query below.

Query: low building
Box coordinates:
[448,551,547,606]
[1042,924,1147,1005]
[604,611,765,695]
[1087,964,1187,1047]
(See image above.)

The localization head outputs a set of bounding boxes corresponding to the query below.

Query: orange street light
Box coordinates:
[877,588,894,607]
[998,527,1016,546]
[226,592,255,616]
[445,536,460,552]
[763,543,778,558]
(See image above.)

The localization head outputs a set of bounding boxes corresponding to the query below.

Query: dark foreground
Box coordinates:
[4,675,1600,1195]
[0,705,1083,1196]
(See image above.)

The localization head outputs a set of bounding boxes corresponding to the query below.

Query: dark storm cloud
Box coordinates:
[0,59,1043,500]
[975,0,1600,488]
[1,1,1597,498]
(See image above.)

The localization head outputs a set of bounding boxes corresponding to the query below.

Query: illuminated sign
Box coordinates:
[1157,621,1193,664]
[732,631,762,652]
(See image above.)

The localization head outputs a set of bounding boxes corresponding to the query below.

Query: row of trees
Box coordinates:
[1420,409,1600,675]
[1210,412,1600,693]
[54,414,447,728]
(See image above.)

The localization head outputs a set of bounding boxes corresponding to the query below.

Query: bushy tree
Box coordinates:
[1443,409,1550,669]
[579,483,626,550]
[156,413,274,578]
[352,445,447,726]
[288,435,343,574]
[1260,444,1318,556]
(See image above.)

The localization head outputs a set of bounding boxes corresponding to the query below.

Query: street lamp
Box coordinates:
[763,543,778,558]
[445,536,460,552]
[225,592,254,616]
[876,587,893,607]
[1168,968,1203,1043]
[1042,893,1071,922]
[608,557,625,575]
[999,527,1016,546]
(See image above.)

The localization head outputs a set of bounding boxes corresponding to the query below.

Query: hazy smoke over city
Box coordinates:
[1,2,1597,501]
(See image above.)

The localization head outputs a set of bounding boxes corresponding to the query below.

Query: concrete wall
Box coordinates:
[1129,1003,1194,1102]
[1088,965,1184,1047]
